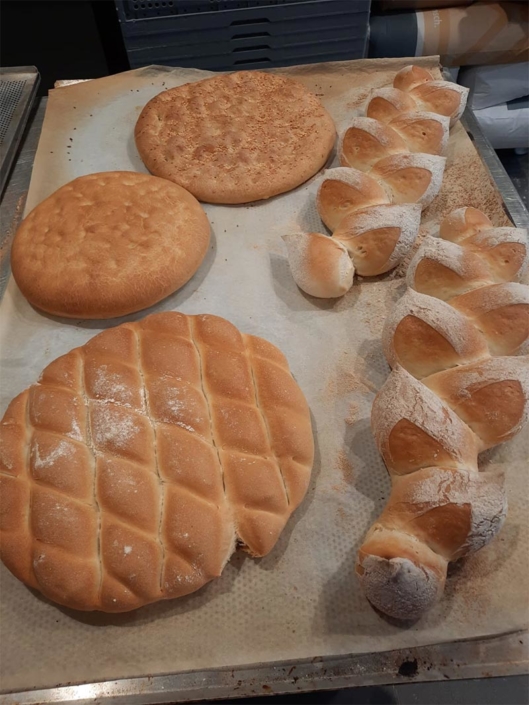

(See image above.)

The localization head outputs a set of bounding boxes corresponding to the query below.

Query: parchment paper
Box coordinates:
[1,57,527,694]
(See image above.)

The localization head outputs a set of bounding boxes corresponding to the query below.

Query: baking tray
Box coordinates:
[1,62,528,704]
[0,66,39,196]
[4,631,528,705]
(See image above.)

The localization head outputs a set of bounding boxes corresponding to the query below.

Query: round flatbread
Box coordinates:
[11,172,210,319]
[134,70,336,204]
[0,312,314,612]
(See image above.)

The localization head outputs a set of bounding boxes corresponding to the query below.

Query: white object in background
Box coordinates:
[473,97,529,150]
[415,2,528,66]
[459,63,529,110]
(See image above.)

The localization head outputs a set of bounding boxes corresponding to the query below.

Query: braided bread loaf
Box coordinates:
[357,207,529,621]
[284,65,468,299]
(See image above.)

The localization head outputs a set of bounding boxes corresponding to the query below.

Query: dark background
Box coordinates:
[1,0,129,95]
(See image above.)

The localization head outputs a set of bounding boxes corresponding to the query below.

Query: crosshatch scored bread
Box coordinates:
[0,312,314,612]
[134,70,336,204]
[11,172,211,319]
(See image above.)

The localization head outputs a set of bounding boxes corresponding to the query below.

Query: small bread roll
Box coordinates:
[339,118,408,172]
[369,153,446,210]
[283,231,354,298]
[393,65,434,93]
[366,87,417,124]
[316,167,390,232]
[389,111,449,156]
[411,81,469,126]
[333,203,421,276]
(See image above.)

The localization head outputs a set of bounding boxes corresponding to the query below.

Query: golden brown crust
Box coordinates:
[450,284,529,356]
[316,168,390,231]
[410,81,469,124]
[389,112,449,156]
[439,206,492,243]
[424,359,529,450]
[11,172,211,319]
[286,64,458,297]
[393,65,434,93]
[366,68,468,130]
[382,289,490,379]
[339,118,408,172]
[0,313,314,612]
[332,204,421,277]
[366,88,417,124]
[359,207,528,620]
[134,71,336,204]
[369,154,446,210]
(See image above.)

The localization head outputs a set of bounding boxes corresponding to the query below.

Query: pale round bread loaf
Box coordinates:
[11,172,211,319]
[0,312,314,612]
[134,71,336,204]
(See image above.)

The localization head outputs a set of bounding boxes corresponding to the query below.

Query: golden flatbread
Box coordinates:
[11,172,211,319]
[135,71,336,204]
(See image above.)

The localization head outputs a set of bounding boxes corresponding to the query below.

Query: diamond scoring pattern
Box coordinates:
[0,313,314,612]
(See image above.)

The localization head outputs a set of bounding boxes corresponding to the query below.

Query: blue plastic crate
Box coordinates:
[115,0,370,71]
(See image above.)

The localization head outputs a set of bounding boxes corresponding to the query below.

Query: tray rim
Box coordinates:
[0,65,40,196]
[2,630,527,704]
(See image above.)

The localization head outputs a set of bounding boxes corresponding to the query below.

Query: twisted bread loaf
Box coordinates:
[0,312,314,611]
[357,207,529,620]
[284,65,467,298]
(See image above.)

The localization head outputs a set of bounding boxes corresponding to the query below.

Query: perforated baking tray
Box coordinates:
[0,67,40,196]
